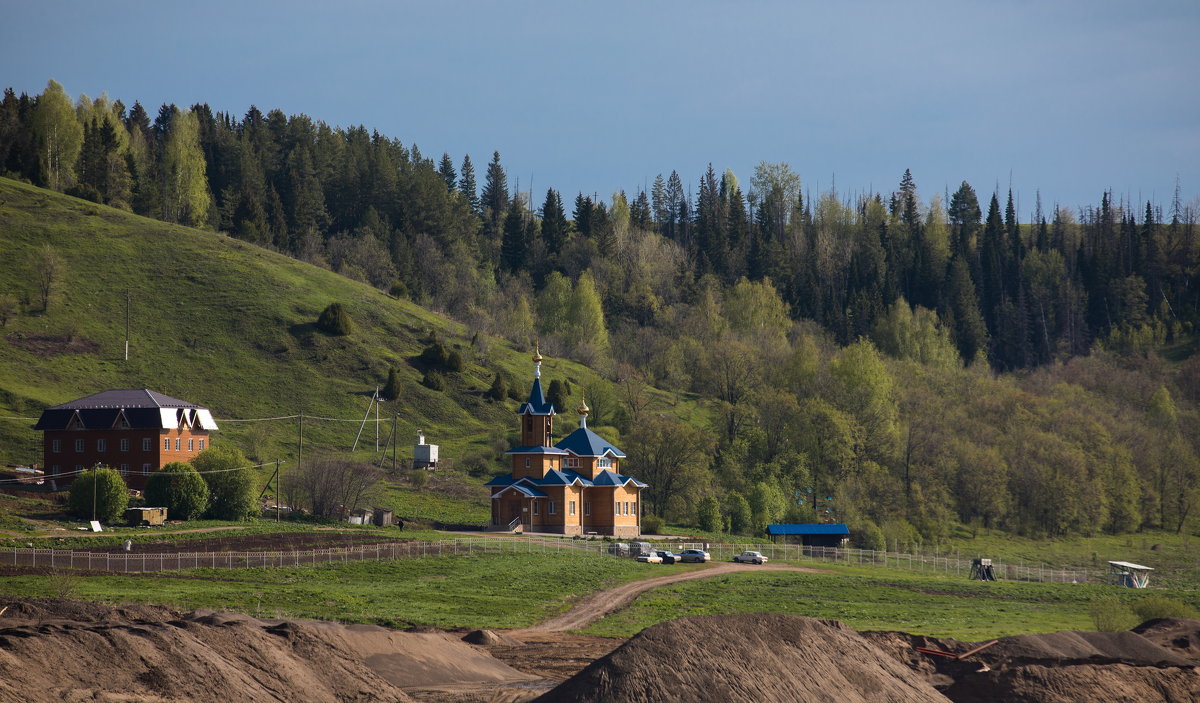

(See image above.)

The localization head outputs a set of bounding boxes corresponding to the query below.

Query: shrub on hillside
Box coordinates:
[641,514,664,535]
[696,496,722,533]
[854,520,887,551]
[382,367,402,401]
[485,373,507,401]
[1131,594,1199,622]
[1089,596,1136,632]
[144,461,209,520]
[422,370,446,391]
[67,467,128,523]
[446,349,464,371]
[193,445,257,520]
[316,302,353,335]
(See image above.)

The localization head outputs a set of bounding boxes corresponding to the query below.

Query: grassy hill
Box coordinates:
[0,177,629,479]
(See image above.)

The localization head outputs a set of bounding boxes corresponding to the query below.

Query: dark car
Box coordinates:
[678,549,711,563]
[655,550,681,564]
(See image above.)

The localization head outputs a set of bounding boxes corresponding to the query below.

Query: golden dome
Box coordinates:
[533,338,543,363]
[577,398,590,415]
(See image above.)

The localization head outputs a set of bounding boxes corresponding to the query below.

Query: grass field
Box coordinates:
[0,547,651,629]
[582,564,1200,641]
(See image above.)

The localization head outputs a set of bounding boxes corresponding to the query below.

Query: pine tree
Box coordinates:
[438,152,456,191]
[382,367,402,401]
[480,150,509,247]
[539,188,568,256]
[631,190,651,231]
[458,153,478,212]
[573,193,592,238]
[500,194,528,272]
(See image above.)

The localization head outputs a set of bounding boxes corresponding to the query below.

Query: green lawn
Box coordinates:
[582,564,1200,641]
[0,547,650,629]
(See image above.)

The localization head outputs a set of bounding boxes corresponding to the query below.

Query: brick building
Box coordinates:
[486,348,646,537]
[35,389,218,489]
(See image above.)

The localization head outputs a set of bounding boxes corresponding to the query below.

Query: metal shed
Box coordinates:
[766,523,850,547]
[1107,560,1153,588]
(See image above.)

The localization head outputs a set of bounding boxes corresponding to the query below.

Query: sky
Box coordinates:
[3,0,1198,216]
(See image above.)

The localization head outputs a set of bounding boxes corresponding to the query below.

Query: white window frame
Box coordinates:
[164,438,170,451]
[548,501,557,515]
[97,439,106,452]
[120,438,129,452]
[143,437,152,451]
[175,438,180,451]
[524,457,531,468]
[188,438,194,451]
[198,439,205,450]
[75,439,84,453]
[51,439,61,453]
[598,456,612,469]
[569,500,576,516]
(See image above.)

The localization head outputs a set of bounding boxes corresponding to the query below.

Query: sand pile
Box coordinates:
[0,599,535,703]
[1133,618,1200,665]
[866,625,1200,703]
[534,613,949,703]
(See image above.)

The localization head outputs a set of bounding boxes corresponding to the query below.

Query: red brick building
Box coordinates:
[35,389,218,489]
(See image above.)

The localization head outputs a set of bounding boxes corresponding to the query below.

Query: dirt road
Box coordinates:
[519,562,822,633]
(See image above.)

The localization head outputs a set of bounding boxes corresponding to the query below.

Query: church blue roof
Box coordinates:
[517,377,555,415]
[555,426,626,458]
[592,469,647,488]
[504,445,569,455]
[491,483,548,499]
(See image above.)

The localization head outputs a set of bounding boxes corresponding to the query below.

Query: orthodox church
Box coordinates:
[486,348,646,536]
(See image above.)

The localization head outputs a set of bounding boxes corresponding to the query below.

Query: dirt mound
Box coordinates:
[0,599,537,703]
[463,628,524,646]
[534,613,949,703]
[1133,618,1200,665]
[941,663,1200,703]
[974,629,1194,668]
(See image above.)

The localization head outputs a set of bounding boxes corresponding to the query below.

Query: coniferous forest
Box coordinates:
[3,80,1200,544]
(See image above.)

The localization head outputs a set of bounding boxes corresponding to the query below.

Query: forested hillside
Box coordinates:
[1,80,1198,543]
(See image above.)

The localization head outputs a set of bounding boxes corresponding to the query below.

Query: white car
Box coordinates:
[636,552,663,564]
[733,551,768,564]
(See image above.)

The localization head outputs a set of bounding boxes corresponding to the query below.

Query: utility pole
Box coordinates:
[124,291,130,361]
[274,459,280,523]
[375,385,380,452]
[391,412,398,473]
[91,463,99,523]
[297,412,304,479]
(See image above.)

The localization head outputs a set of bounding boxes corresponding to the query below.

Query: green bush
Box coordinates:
[855,520,887,551]
[1131,594,1199,622]
[1088,595,1136,632]
[696,496,722,533]
[382,367,402,401]
[422,370,446,391]
[144,461,210,520]
[446,349,464,372]
[67,467,128,523]
[316,302,353,335]
[642,514,664,535]
[419,341,449,367]
[193,445,257,520]
[485,373,507,401]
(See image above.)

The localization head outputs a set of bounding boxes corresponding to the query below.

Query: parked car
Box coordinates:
[636,552,663,564]
[630,541,655,557]
[607,542,631,557]
[733,551,768,564]
[655,550,681,564]
[678,549,711,563]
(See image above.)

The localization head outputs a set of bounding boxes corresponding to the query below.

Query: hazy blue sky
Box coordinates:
[3,1,1198,215]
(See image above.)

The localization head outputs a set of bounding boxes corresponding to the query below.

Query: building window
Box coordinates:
[97,439,106,452]
[119,438,129,451]
[566,456,578,468]
[199,439,205,450]
[119,464,129,475]
[569,500,576,516]
[188,438,194,451]
[532,501,539,515]
[524,457,530,468]
[548,501,557,515]
[164,438,170,451]
[75,439,84,453]
[598,457,612,469]
[143,438,152,451]
[584,502,591,516]
[624,501,630,515]
[615,500,620,515]
[74,465,84,472]
[633,501,639,516]
[142,464,151,475]
[51,440,61,453]
[51,465,60,476]
[175,438,180,451]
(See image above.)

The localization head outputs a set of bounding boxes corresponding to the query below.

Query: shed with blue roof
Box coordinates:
[766,523,851,547]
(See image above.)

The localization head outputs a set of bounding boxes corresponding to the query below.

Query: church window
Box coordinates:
[533,502,539,515]
[584,502,591,516]
[598,456,612,469]
[569,500,576,515]
[548,501,557,515]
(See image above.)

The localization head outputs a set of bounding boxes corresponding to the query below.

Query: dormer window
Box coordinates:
[598,456,612,469]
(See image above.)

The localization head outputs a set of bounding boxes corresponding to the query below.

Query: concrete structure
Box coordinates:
[35,389,218,489]
[413,431,439,469]
[486,347,646,537]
